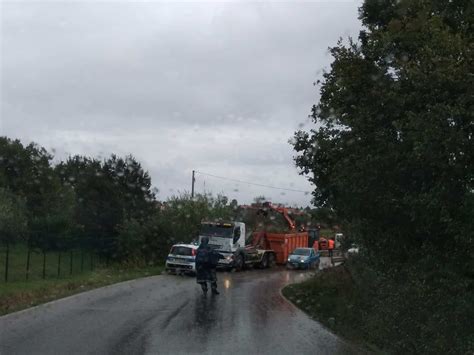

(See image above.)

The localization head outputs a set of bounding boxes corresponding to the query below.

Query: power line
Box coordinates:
[194,170,310,194]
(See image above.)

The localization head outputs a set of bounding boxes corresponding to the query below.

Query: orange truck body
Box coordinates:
[245,202,309,264]
[264,232,308,264]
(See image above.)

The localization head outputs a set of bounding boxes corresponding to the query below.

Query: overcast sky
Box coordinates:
[1,1,362,206]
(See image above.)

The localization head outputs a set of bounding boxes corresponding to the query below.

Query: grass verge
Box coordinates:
[283,262,474,354]
[282,266,377,352]
[0,265,164,316]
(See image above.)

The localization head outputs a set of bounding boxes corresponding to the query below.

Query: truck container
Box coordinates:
[266,232,308,264]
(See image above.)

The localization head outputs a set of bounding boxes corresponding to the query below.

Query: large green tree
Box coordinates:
[0,137,77,251]
[293,0,473,267]
[293,2,473,352]
[0,188,28,246]
[56,154,155,258]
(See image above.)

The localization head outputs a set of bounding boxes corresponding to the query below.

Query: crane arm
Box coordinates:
[263,202,298,230]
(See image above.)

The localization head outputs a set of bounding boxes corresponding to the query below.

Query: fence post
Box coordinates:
[57,252,61,278]
[81,250,84,272]
[26,247,31,281]
[42,251,46,279]
[69,251,73,275]
[4,242,10,282]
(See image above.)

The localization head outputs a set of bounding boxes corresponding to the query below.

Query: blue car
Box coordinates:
[286,247,320,269]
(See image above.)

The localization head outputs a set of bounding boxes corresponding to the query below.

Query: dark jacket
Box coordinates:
[196,243,223,283]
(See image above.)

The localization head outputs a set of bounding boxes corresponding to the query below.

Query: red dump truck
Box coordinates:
[198,203,308,271]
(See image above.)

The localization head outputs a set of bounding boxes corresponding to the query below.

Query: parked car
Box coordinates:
[345,244,359,258]
[335,233,344,249]
[286,247,320,269]
[165,243,198,275]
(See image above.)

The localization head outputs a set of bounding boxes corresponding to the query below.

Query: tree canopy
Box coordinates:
[293,0,473,266]
[292,1,473,352]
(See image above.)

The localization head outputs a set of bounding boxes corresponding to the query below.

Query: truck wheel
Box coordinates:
[259,254,269,269]
[267,253,276,268]
[234,254,244,272]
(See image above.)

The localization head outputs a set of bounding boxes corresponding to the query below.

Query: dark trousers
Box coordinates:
[328,249,333,258]
[198,269,217,292]
[200,280,217,292]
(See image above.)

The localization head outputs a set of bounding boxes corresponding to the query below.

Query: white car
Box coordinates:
[346,244,359,258]
[165,243,198,275]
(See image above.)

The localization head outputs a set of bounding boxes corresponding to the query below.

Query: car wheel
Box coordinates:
[267,253,276,268]
[260,254,269,269]
[234,254,244,271]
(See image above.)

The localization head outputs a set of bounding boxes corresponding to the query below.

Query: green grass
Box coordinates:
[283,263,474,354]
[0,265,164,315]
[0,244,164,315]
[282,266,378,352]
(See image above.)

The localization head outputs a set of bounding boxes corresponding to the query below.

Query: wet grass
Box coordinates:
[282,266,378,352]
[0,265,164,316]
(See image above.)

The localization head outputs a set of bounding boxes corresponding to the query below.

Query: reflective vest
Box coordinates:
[328,239,335,250]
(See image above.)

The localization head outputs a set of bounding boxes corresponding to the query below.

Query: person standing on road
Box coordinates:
[195,236,223,295]
[328,237,335,259]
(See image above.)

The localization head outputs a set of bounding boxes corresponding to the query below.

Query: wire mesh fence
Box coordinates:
[0,243,102,283]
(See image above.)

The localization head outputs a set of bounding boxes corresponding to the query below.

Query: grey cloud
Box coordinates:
[1,1,362,205]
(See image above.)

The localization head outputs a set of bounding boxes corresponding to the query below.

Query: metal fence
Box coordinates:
[1,243,103,282]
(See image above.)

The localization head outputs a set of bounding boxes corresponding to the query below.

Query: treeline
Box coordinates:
[0,137,238,266]
[293,0,473,353]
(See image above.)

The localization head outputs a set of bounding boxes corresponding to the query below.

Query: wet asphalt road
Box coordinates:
[0,268,358,355]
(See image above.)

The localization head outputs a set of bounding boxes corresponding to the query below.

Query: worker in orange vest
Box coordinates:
[328,237,335,258]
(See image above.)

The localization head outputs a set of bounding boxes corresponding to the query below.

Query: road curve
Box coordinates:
[1,268,358,355]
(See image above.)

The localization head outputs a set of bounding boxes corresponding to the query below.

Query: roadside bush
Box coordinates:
[346,256,474,354]
[285,259,474,354]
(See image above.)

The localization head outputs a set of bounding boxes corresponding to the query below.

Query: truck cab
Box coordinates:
[199,221,246,253]
[198,221,277,270]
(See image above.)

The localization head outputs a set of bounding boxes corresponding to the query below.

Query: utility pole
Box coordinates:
[191,170,195,198]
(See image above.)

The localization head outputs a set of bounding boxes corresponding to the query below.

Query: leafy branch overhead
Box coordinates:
[291,1,473,352]
[292,0,473,264]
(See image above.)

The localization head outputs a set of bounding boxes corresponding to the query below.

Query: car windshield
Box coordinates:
[200,224,233,238]
[292,249,310,256]
[170,246,193,256]
[2,1,463,353]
